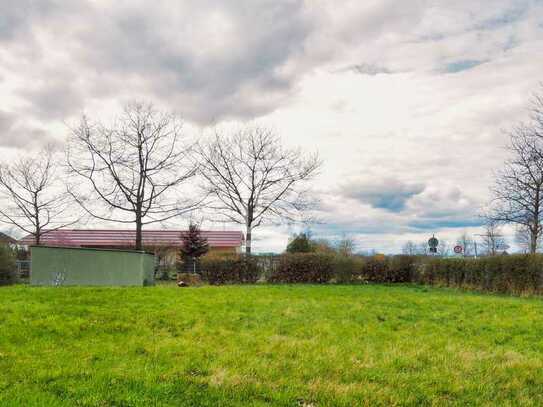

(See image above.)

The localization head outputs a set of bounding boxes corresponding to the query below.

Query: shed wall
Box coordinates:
[30,246,155,286]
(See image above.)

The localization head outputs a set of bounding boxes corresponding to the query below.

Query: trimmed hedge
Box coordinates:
[200,255,260,284]
[0,245,16,286]
[331,255,416,284]
[193,251,543,296]
[270,253,334,283]
[415,255,543,295]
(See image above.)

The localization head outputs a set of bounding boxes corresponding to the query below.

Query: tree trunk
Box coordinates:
[530,227,538,254]
[245,225,252,255]
[135,214,143,251]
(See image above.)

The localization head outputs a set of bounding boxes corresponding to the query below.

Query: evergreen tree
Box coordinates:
[178,223,209,273]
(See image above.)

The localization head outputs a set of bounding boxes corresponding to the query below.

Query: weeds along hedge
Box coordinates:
[0,245,16,286]
[200,255,260,284]
[415,255,543,295]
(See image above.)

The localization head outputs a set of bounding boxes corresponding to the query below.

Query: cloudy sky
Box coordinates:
[1,0,543,253]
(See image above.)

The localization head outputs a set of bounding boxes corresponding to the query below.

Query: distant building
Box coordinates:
[19,229,244,266]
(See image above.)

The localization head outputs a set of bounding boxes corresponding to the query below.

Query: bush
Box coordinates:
[270,253,334,283]
[382,255,416,283]
[200,255,260,284]
[0,245,16,286]
[331,255,366,283]
[414,255,543,295]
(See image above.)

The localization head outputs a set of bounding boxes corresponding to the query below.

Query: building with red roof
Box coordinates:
[19,229,245,266]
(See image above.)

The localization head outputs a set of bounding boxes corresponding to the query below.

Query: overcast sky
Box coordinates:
[1,0,543,253]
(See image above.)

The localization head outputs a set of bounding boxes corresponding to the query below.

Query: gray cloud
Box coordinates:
[340,178,426,212]
[0,0,56,42]
[19,77,84,120]
[344,63,393,76]
[1,0,540,125]
[64,1,312,123]
[0,110,52,148]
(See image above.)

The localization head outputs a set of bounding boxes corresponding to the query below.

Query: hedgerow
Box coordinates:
[200,255,260,284]
[197,252,543,296]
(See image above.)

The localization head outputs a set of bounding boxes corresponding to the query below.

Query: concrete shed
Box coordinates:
[30,246,155,286]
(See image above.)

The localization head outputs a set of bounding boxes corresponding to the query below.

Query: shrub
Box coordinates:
[270,253,334,283]
[0,245,16,286]
[332,255,366,283]
[383,255,416,283]
[200,255,260,284]
[413,255,543,295]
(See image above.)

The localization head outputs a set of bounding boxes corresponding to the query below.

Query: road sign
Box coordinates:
[454,245,463,254]
[428,236,439,248]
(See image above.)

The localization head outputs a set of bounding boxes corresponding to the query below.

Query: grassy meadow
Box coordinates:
[1,284,543,406]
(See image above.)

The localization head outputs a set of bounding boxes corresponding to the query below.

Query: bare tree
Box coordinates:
[437,239,450,257]
[336,235,355,257]
[66,102,200,251]
[479,218,507,256]
[488,92,543,253]
[456,232,474,257]
[0,147,75,245]
[198,126,321,254]
[515,225,540,254]
[402,240,417,255]
[417,241,429,256]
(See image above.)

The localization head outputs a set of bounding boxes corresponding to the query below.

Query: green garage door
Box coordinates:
[30,246,155,286]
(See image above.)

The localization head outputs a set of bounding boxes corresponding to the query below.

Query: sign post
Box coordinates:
[428,235,439,255]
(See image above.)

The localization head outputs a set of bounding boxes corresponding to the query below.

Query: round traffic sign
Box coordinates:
[454,245,463,254]
[428,236,439,248]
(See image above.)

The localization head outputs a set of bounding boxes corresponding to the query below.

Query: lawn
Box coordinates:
[1,285,543,406]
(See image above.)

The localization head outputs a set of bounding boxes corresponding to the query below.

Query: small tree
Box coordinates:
[286,233,314,253]
[437,239,450,257]
[336,235,355,257]
[312,238,336,254]
[479,219,507,256]
[178,223,209,273]
[457,232,474,257]
[402,241,418,255]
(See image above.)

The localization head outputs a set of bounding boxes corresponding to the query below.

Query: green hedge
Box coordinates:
[330,255,415,284]
[200,255,260,284]
[415,255,543,295]
[194,252,543,296]
[0,245,16,286]
[270,253,334,283]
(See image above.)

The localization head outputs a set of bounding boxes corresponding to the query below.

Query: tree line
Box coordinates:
[0,102,321,254]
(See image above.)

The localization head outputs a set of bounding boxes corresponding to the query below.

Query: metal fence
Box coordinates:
[16,260,31,281]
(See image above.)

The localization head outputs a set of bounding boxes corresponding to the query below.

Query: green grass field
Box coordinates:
[1,285,543,406]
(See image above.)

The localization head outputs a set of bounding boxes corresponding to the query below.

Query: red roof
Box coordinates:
[19,229,244,248]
